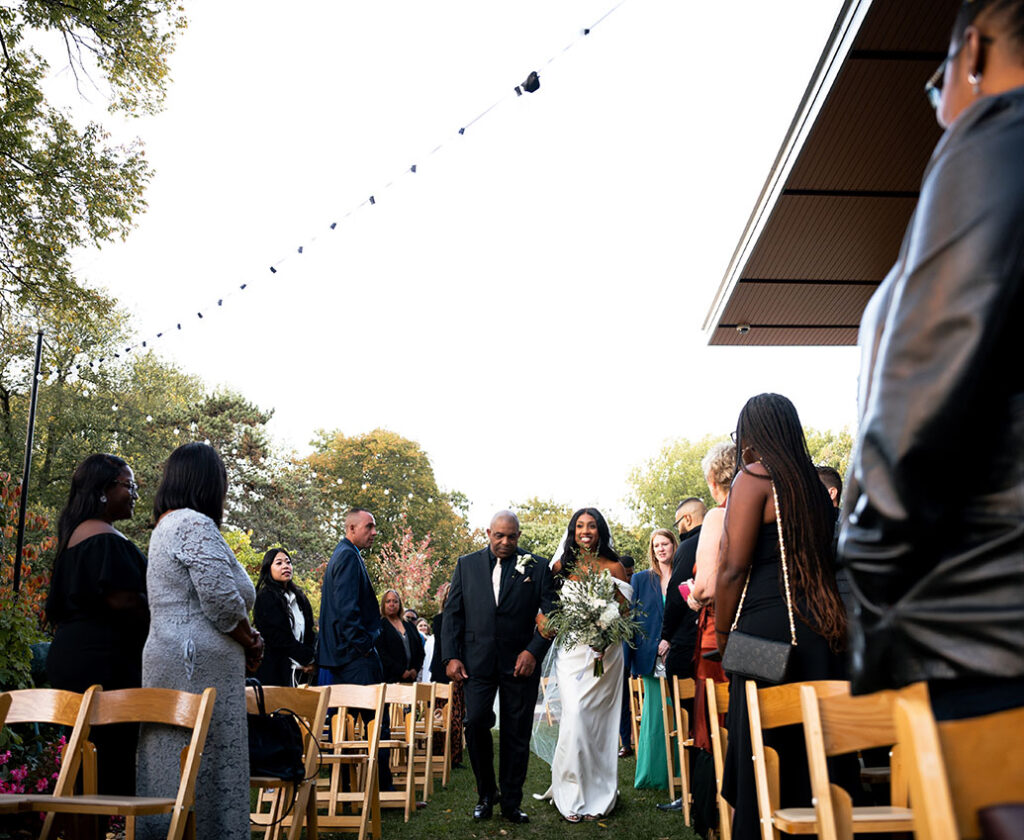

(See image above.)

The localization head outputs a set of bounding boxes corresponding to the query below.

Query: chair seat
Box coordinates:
[27,794,177,816]
[774,805,914,833]
[0,794,32,813]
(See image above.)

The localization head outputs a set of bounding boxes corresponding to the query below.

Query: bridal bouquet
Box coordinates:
[542,565,643,677]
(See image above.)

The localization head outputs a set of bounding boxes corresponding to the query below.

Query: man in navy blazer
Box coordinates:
[318,508,382,685]
[443,510,555,824]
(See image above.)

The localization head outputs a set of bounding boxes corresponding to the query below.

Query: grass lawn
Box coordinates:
[318,732,701,840]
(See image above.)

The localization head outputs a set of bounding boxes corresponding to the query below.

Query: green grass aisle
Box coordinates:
[319,732,701,840]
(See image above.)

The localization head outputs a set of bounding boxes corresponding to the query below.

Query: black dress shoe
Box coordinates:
[656,797,683,811]
[473,795,495,820]
[618,746,634,758]
[502,808,530,824]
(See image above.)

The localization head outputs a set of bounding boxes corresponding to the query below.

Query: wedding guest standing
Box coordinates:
[717,394,848,840]
[45,453,148,796]
[417,618,433,682]
[376,589,425,683]
[253,548,317,686]
[632,527,677,790]
[136,443,262,840]
[841,0,1024,718]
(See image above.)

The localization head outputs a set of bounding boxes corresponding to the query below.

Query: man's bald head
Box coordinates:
[674,497,707,536]
[487,510,521,560]
[490,510,520,530]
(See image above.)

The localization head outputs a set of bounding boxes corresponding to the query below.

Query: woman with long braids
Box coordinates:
[45,453,149,796]
[538,508,630,822]
[715,394,849,840]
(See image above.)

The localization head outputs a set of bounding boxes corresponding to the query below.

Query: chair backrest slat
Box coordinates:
[754,680,849,729]
[6,687,93,728]
[90,687,204,727]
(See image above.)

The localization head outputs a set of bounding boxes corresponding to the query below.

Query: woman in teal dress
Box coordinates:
[631,527,677,788]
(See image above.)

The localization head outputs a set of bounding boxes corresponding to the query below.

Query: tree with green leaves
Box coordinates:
[626,434,728,532]
[306,428,475,580]
[1,0,187,313]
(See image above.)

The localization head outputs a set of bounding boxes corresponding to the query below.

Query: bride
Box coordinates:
[536,508,632,822]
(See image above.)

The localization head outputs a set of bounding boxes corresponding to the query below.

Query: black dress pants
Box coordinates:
[463,671,540,812]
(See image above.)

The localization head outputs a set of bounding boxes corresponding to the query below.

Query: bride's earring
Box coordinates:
[968,71,982,95]
[99,494,107,504]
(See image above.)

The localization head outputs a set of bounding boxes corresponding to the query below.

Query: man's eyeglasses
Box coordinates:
[925,35,993,110]
[112,479,139,495]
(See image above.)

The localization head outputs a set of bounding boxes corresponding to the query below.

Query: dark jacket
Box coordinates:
[317,538,381,669]
[630,569,665,677]
[430,613,448,684]
[253,582,316,686]
[376,617,426,683]
[840,86,1024,693]
[662,526,701,678]
[442,546,554,679]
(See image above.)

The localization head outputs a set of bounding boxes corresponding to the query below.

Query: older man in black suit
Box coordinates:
[443,510,555,824]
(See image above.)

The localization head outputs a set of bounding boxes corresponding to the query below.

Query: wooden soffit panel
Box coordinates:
[703,0,959,346]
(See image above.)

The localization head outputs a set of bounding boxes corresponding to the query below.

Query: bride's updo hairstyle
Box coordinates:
[733,393,846,649]
[556,507,620,579]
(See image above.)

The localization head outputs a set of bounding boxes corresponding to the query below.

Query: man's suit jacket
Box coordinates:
[442,547,554,679]
[318,537,381,669]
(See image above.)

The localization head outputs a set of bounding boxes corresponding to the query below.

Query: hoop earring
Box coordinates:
[968,71,982,95]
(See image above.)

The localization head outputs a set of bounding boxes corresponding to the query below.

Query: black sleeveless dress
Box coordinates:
[45,532,149,794]
[720,522,848,840]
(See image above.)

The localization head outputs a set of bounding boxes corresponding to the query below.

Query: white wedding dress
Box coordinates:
[537,576,633,819]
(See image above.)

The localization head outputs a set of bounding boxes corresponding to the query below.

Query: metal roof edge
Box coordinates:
[701,0,875,341]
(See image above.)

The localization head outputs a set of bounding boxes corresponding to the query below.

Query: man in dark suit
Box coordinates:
[443,510,555,824]
[318,507,382,685]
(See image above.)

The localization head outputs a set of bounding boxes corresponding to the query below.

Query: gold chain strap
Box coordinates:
[729,481,798,646]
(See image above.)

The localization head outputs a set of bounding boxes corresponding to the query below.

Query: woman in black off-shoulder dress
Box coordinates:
[45,453,150,796]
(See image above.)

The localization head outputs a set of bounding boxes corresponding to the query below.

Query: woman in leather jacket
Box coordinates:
[840,0,1024,718]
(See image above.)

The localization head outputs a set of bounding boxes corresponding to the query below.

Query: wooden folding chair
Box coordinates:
[895,686,1024,840]
[659,676,695,822]
[376,682,429,819]
[247,684,330,840]
[0,686,98,831]
[799,682,919,840]
[27,686,216,840]
[408,682,436,801]
[316,682,386,840]
[428,682,453,789]
[705,678,731,840]
[745,679,850,840]
[629,676,645,747]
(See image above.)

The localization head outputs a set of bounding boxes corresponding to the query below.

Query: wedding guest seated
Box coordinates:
[377,589,426,683]
[253,547,317,686]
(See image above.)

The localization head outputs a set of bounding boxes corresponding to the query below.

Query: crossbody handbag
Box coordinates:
[721,482,797,685]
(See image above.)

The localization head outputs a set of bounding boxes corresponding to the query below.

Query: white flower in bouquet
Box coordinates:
[541,564,644,677]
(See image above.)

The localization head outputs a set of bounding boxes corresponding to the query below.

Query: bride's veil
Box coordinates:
[530,515,615,765]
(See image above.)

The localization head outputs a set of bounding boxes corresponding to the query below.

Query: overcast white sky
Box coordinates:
[65,0,858,527]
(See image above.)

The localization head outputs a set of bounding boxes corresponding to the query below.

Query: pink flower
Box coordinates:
[35,777,49,792]
[0,750,10,765]
[10,765,28,782]
[51,772,59,780]
[0,780,9,793]
[11,783,25,794]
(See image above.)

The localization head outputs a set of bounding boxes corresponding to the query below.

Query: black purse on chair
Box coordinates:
[246,678,305,782]
[721,483,797,685]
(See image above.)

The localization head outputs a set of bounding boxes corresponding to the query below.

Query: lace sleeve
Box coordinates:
[176,514,249,633]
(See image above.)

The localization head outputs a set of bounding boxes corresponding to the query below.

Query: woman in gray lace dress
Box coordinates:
[136,443,263,840]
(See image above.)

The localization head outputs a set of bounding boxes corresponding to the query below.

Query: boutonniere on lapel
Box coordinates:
[515,553,536,578]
